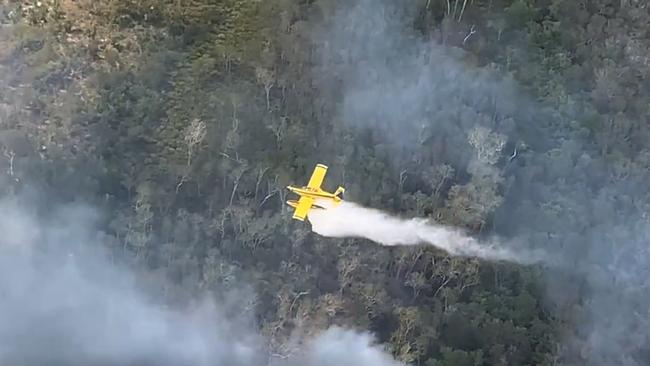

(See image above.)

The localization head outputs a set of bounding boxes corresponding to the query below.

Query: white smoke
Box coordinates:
[0,198,264,366]
[293,326,405,366]
[308,199,547,265]
[0,194,408,366]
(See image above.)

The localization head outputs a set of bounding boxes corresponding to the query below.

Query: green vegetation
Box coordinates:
[1,0,649,365]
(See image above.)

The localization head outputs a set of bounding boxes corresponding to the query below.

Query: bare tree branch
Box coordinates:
[463,24,476,45]
[509,147,518,161]
[458,0,468,22]
[289,291,309,314]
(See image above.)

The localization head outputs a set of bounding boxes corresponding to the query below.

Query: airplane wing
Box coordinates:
[292,196,314,221]
[307,164,328,189]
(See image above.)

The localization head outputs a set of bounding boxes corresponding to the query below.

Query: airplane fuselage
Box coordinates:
[285,164,345,220]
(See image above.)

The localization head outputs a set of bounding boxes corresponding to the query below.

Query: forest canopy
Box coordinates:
[0,0,649,365]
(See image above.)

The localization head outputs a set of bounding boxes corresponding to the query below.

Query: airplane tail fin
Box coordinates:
[334,186,345,198]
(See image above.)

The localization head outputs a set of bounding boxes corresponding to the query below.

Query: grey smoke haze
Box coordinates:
[312,0,650,365]
[0,196,264,366]
[312,0,548,167]
[0,194,406,366]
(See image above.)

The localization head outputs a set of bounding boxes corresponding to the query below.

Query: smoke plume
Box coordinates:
[286,326,405,366]
[0,193,407,366]
[0,196,264,366]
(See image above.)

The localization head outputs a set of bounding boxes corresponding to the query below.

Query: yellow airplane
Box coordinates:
[286,164,345,221]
